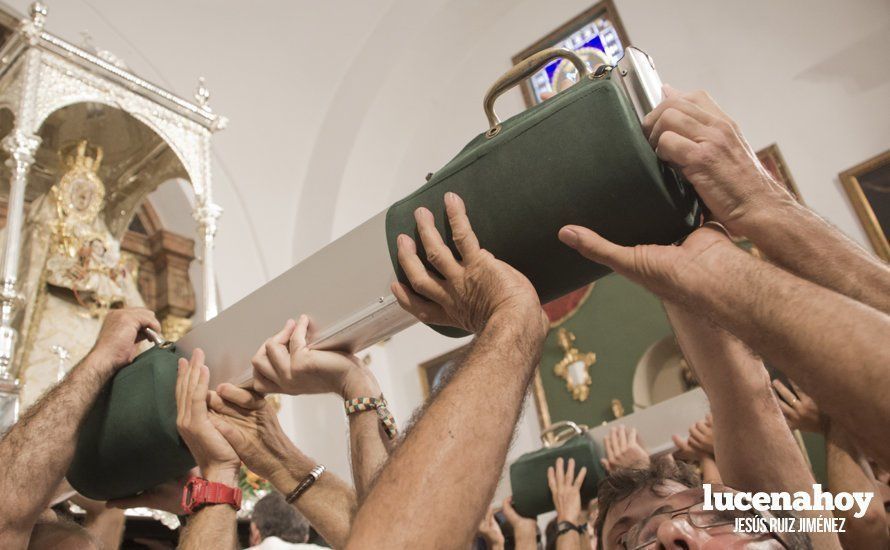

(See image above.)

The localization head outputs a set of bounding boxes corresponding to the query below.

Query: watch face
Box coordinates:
[182,478,204,512]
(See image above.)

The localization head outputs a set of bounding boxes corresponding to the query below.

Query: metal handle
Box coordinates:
[541,420,586,448]
[483,47,589,138]
[143,327,173,349]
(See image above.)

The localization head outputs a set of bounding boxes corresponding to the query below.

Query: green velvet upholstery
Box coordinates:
[509,433,605,517]
[67,345,195,500]
[385,72,701,336]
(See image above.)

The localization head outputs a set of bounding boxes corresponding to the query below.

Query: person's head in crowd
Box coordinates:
[27,519,99,550]
[250,492,310,547]
[594,458,811,549]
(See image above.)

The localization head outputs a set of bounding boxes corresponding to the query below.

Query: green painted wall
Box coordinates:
[539,273,673,427]
[537,271,827,483]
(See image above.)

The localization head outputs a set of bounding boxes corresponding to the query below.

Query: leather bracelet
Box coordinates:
[344,395,398,440]
[555,521,587,538]
[285,464,325,504]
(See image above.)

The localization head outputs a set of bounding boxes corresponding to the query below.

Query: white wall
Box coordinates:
[10,0,888,499]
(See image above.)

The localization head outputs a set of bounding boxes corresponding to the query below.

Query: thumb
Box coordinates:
[559,225,636,273]
[600,458,611,472]
[663,83,680,97]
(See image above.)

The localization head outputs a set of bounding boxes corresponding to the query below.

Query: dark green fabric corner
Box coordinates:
[385,72,701,337]
[67,345,195,500]
[509,435,605,517]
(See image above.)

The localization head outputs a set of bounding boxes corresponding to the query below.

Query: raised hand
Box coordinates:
[175,349,240,484]
[672,415,715,461]
[773,379,825,433]
[477,507,505,550]
[600,425,650,472]
[392,192,547,336]
[559,221,736,303]
[207,383,298,490]
[90,308,161,371]
[251,315,379,399]
[688,414,716,457]
[548,457,587,524]
[642,85,794,235]
[501,496,538,548]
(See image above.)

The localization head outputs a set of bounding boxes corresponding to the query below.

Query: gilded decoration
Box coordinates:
[45,141,135,314]
[552,328,597,402]
[10,138,146,406]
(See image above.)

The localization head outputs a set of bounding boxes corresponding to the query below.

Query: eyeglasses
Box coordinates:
[624,499,792,550]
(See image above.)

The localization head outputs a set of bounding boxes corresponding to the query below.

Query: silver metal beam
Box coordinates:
[178,212,416,387]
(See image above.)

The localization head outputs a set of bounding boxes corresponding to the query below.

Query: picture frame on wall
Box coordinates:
[512,0,630,108]
[757,143,802,202]
[840,150,890,262]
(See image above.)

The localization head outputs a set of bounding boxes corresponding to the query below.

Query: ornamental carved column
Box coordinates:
[193,201,222,321]
[0,3,47,392]
[0,131,40,405]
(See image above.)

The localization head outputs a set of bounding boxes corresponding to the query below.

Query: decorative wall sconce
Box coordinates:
[553,328,597,401]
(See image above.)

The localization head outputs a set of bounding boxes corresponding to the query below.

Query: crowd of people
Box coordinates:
[0,84,887,549]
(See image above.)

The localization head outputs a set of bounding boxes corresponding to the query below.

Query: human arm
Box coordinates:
[174,349,241,550]
[345,193,549,548]
[559,220,890,469]
[661,300,840,550]
[642,85,890,314]
[599,426,649,472]
[548,457,587,550]
[502,497,539,550]
[777,379,889,547]
[251,315,391,500]
[661,300,817,494]
[0,308,159,548]
[826,421,889,549]
[209,383,356,548]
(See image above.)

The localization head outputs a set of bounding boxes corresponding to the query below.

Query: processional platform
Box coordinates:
[0,2,226,426]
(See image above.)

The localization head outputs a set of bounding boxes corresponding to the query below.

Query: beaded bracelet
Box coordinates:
[344,395,398,440]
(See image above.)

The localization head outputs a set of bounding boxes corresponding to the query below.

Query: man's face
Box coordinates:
[601,482,787,549]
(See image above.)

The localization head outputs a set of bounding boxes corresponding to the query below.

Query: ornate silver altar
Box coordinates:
[0,2,226,426]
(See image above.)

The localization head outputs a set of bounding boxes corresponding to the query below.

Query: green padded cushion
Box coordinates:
[385,73,700,336]
[67,345,195,500]
[509,434,605,517]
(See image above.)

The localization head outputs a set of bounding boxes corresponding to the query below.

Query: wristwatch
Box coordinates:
[555,521,588,538]
[181,477,243,514]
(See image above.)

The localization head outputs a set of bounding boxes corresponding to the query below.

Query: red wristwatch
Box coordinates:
[181,477,242,514]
